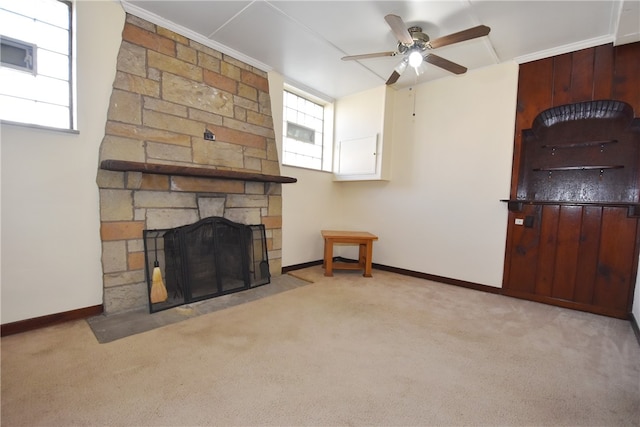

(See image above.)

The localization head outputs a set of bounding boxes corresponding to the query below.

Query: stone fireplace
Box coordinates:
[96,14,293,315]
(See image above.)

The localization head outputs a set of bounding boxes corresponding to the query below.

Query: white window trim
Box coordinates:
[282,83,334,172]
[0,0,75,131]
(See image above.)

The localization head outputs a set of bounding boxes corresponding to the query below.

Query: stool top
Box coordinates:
[321,230,378,240]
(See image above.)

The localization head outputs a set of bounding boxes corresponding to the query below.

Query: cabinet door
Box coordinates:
[336,135,378,176]
[503,204,639,319]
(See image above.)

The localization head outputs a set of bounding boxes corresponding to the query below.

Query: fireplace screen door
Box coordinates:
[143,217,270,313]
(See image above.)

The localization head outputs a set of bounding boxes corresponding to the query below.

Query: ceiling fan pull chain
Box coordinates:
[411,87,417,117]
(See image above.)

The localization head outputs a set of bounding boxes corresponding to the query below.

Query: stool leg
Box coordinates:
[363,240,373,277]
[359,244,366,269]
[323,238,334,277]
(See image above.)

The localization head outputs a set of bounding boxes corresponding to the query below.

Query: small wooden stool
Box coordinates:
[321,230,378,277]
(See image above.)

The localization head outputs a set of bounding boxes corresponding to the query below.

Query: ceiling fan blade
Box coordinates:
[384,14,414,45]
[424,54,467,74]
[386,58,408,85]
[428,25,491,49]
[342,51,398,61]
[386,71,401,85]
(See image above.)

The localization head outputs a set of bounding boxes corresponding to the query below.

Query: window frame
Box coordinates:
[0,0,75,131]
[282,85,333,172]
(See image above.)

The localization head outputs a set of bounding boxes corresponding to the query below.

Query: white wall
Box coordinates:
[273,62,519,288]
[0,1,125,323]
[334,62,519,287]
[280,63,518,287]
[280,166,340,266]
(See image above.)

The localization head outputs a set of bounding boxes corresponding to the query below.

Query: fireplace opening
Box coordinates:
[143,217,270,313]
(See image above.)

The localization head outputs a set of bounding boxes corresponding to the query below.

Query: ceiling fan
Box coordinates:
[341,14,490,85]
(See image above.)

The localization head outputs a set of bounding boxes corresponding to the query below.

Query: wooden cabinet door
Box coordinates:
[503,205,639,319]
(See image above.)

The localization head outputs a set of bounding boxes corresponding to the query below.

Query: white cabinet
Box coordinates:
[333,86,394,181]
[336,135,378,177]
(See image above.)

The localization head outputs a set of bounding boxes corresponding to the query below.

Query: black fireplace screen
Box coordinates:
[143,217,270,313]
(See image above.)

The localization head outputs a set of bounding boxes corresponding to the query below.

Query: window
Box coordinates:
[282,88,333,171]
[0,0,73,130]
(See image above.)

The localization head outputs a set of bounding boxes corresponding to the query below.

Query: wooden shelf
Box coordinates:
[541,139,618,149]
[532,165,624,172]
[500,199,640,217]
[100,159,297,184]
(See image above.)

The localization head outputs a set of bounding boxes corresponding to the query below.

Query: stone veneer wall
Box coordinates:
[96,14,283,314]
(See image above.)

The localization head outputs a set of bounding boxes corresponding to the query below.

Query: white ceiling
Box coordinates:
[122,0,640,101]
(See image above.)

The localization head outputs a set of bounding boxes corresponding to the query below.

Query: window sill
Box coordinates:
[0,120,79,135]
[281,163,333,174]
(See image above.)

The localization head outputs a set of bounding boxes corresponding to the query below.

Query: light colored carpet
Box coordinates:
[2,266,639,426]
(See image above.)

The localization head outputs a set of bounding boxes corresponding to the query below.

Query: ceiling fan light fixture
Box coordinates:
[345,14,490,86]
[395,58,408,73]
[408,50,423,68]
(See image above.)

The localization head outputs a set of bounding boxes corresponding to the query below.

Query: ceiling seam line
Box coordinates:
[207,0,257,38]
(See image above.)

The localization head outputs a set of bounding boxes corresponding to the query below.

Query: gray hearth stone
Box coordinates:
[87,273,310,343]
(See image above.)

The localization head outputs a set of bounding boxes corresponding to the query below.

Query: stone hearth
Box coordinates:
[96,14,292,315]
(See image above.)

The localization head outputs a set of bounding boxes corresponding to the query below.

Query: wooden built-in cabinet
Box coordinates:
[333,86,394,181]
[502,43,640,319]
[502,100,640,318]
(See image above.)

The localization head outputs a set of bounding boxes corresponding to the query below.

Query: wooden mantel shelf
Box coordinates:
[100,159,297,184]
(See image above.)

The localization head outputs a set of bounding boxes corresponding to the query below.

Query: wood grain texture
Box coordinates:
[551,205,581,301]
[504,42,640,319]
[593,208,638,311]
[573,206,602,304]
[534,205,559,297]
[612,43,640,108]
[552,53,572,106]
[504,204,541,294]
[593,45,613,100]
[101,159,298,184]
[569,48,595,103]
